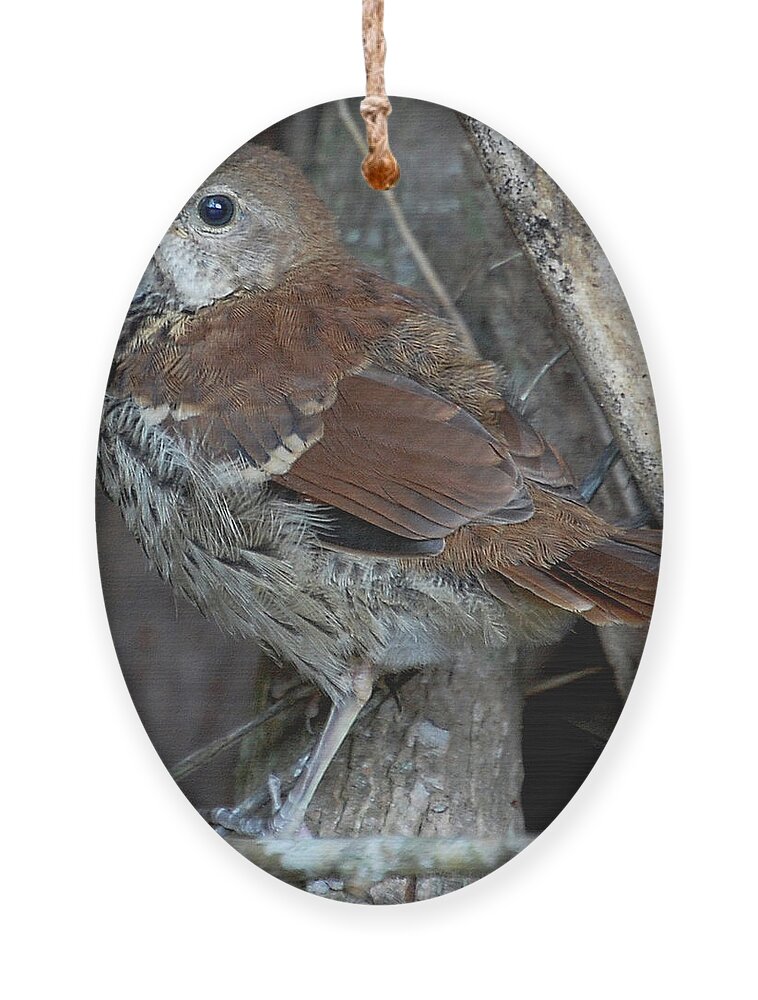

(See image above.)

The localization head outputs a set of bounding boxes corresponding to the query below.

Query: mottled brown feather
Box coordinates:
[111,265,428,468]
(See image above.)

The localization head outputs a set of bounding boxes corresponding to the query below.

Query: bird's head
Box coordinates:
[135,143,343,313]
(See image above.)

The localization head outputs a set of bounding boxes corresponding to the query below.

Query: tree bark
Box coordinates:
[235,649,528,903]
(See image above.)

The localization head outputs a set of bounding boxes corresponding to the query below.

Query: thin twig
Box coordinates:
[337,99,479,355]
[580,442,622,502]
[489,252,524,273]
[452,253,523,304]
[518,346,570,406]
[525,666,603,697]
[170,685,313,782]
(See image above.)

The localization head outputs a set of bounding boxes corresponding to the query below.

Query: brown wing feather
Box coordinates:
[113,281,535,547]
[430,490,659,625]
[487,406,659,623]
[488,530,659,625]
[110,268,425,473]
[496,399,580,497]
[277,368,534,541]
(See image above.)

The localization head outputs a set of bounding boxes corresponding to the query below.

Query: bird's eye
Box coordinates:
[197,194,236,227]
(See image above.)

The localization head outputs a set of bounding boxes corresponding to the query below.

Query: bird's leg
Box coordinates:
[267,662,373,837]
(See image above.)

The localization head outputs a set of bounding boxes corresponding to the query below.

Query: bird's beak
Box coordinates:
[168,220,190,239]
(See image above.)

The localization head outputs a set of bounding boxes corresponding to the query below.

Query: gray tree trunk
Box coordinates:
[235,649,528,903]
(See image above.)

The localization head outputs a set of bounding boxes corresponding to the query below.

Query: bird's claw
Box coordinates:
[210,756,313,838]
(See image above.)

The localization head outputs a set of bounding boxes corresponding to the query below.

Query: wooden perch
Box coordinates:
[227,834,533,885]
[458,116,663,523]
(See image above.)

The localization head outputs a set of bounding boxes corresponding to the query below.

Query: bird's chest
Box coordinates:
[98,397,521,682]
[98,398,266,569]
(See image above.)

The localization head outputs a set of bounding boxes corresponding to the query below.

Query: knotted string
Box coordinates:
[360,0,400,190]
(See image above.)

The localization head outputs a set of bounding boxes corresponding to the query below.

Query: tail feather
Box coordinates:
[494,527,660,626]
[498,563,597,615]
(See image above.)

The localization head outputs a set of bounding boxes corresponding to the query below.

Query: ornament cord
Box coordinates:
[360,0,400,189]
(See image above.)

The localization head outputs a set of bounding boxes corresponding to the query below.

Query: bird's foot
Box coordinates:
[211,804,312,839]
[212,668,373,841]
[211,805,270,838]
[210,753,311,839]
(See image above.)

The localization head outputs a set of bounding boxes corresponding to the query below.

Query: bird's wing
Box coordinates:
[275,367,534,547]
[112,290,370,477]
[112,289,534,556]
[495,399,581,498]
[483,400,660,624]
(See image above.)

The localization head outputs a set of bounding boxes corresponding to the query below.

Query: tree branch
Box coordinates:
[458,116,663,522]
[170,685,313,781]
[227,834,533,885]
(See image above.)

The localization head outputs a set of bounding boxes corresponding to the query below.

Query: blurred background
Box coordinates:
[97,98,655,854]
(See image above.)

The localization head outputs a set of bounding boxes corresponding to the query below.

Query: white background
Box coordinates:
[3,1,754,996]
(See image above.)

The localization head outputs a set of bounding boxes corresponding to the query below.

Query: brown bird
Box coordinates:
[99,142,660,836]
